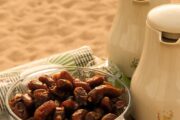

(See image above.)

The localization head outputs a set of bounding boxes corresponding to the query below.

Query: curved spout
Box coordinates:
[160,32,180,45]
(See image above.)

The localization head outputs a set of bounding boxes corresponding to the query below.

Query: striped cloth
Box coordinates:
[0,46,95,115]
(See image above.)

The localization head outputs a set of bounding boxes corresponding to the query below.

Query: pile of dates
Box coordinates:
[9,70,126,120]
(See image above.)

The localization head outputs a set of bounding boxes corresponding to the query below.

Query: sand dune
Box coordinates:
[0,0,179,71]
[0,0,117,71]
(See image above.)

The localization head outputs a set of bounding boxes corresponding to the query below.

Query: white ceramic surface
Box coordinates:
[131,4,180,120]
[107,0,170,77]
[147,4,180,33]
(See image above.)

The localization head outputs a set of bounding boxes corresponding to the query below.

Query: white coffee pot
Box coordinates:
[131,4,180,120]
[107,0,170,77]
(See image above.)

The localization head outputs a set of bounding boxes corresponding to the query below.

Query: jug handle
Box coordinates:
[133,0,150,3]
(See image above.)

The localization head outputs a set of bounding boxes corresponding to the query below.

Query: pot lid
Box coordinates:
[147,4,180,33]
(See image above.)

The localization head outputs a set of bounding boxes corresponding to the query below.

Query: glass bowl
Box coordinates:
[5,65,131,120]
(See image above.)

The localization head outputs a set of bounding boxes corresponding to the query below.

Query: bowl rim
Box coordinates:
[5,65,131,120]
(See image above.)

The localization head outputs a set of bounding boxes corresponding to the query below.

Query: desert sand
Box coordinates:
[0,0,179,71]
[0,0,117,71]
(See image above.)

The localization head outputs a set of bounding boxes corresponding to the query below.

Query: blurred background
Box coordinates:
[0,0,179,70]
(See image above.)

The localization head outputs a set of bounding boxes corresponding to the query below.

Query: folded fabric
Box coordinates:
[0,46,95,113]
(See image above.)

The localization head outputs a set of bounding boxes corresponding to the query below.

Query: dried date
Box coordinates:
[86,76,105,88]
[11,101,29,119]
[73,81,91,92]
[101,113,117,120]
[56,79,73,91]
[100,96,112,112]
[51,86,70,99]
[61,99,79,111]
[34,100,56,120]
[85,111,102,120]
[88,85,124,103]
[39,75,55,87]
[28,80,48,91]
[54,107,65,120]
[22,93,33,108]
[9,94,22,105]
[72,109,88,120]
[74,87,88,106]
[52,71,74,83]
[33,89,50,106]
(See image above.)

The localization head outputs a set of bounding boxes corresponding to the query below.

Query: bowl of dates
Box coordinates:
[6,65,131,120]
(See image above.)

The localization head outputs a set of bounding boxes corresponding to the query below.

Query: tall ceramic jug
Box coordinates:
[108,0,170,77]
[131,4,180,120]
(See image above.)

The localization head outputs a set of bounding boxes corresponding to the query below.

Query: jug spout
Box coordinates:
[161,32,180,44]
